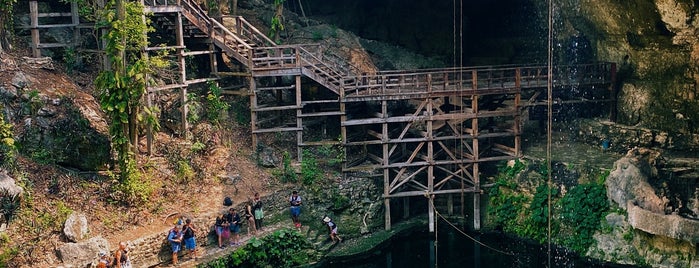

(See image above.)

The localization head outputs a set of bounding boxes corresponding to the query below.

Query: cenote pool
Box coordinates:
[317,225,633,268]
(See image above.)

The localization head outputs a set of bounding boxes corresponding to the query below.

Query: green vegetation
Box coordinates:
[272,151,297,183]
[205,81,230,125]
[0,189,20,223]
[94,0,167,203]
[0,233,18,268]
[175,160,195,184]
[487,159,610,254]
[198,228,315,268]
[301,150,322,185]
[269,0,285,43]
[0,0,17,51]
[0,110,15,169]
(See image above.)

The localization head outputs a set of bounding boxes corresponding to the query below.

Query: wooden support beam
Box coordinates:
[30,1,40,57]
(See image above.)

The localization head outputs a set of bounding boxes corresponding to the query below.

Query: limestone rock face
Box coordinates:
[0,169,23,197]
[627,203,699,244]
[57,236,109,268]
[606,148,666,213]
[63,212,89,242]
[8,70,111,171]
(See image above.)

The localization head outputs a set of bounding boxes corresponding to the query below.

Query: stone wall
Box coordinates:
[576,119,699,153]
[126,212,219,267]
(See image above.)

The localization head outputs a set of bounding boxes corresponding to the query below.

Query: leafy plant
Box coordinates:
[269,0,285,43]
[0,111,15,168]
[558,182,609,253]
[301,150,322,185]
[205,81,230,125]
[198,228,315,268]
[175,160,195,183]
[95,0,166,187]
[329,188,349,211]
[111,161,154,206]
[0,233,18,267]
[272,151,297,183]
[524,184,559,243]
[0,189,20,224]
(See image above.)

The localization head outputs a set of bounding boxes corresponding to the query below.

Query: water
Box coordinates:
[321,226,632,268]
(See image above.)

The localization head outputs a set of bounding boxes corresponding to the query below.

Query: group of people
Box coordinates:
[289,191,342,243]
[214,193,264,249]
[96,241,131,268]
[166,217,200,266]
[98,190,344,267]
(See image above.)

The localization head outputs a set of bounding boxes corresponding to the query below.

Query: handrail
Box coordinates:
[235,16,276,47]
[342,62,614,97]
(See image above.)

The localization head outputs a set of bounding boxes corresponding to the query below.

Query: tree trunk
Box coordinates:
[0,6,12,53]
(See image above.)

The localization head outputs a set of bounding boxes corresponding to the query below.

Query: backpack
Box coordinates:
[223,196,233,206]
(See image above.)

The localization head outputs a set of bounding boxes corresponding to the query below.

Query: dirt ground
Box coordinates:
[0,51,277,267]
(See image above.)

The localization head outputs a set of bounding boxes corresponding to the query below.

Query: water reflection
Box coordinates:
[322,226,633,268]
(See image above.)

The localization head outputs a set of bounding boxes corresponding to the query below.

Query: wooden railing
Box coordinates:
[142,0,614,100]
[342,62,615,99]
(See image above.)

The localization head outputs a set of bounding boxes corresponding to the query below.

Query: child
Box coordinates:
[167,224,184,265]
[323,216,342,243]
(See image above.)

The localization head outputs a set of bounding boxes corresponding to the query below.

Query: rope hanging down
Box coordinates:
[429,197,515,256]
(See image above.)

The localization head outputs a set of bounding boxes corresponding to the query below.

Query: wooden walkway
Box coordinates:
[23,0,616,232]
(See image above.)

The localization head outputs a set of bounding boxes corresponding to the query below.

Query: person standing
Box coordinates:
[289,191,302,228]
[113,241,131,268]
[227,207,241,246]
[252,192,264,231]
[182,218,199,260]
[214,212,228,249]
[167,224,184,266]
[244,200,257,236]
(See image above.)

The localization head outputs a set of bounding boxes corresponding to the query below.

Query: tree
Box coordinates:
[0,0,17,53]
[95,0,162,184]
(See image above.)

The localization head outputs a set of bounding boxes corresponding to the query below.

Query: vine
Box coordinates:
[94,0,165,200]
[269,0,285,43]
[0,0,17,51]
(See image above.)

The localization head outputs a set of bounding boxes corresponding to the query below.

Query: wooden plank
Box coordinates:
[145,45,186,51]
[37,12,72,17]
[18,23,78,29]
[298,111,343,118]
[300,140,342,146]
[253,105,302,112]
[36,43,72,48]
[252,127,302,134]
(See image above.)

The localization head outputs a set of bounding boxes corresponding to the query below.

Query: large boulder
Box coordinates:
[606,148,667,213]
[63,212,89,242]
[627,202,699,244]
[12,71,112,171]
[57,236,109,267]
[0,169,23,197]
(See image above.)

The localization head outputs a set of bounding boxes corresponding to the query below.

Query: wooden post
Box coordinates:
[472,93,480,231]
[340,80,347,171]
[30,1,40,57]
[296,75,303,161]
[383,100,391,230]
[176,12,188,136]
[514,68,522,157]
[609,63,618,122]
[209,42,218,75]
[71,1,80,61]
[250,76,258,148]
[426,76,435,232]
